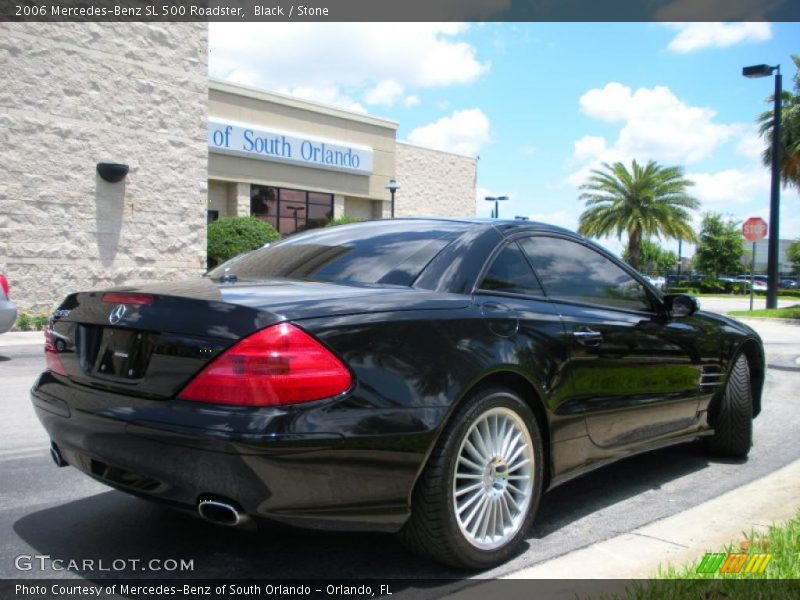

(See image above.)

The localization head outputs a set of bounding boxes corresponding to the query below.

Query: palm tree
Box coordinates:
[577,160,699,270]
[757,54,800,191]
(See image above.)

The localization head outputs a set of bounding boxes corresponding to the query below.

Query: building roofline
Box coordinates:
[397,139,477,160]
[209,78,399,130]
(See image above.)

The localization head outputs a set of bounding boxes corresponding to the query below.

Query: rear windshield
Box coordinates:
[207,220,470,286]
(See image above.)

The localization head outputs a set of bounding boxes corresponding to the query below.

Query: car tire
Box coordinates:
[705,353,753,458]
[399,386,544,569]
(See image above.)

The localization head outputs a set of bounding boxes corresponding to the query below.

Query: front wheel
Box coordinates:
[705,353,753,458]
[400,387,544,569]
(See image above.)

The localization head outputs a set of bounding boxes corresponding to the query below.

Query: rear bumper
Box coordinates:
[31,373,443,533]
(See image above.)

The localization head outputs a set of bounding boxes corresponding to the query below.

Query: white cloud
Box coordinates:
[665,22,772,54]
[209,23,488,112]
[527,209,579,231]
[403,95,421,108]
[735,128,766,160]
[572,135,610,163]
[364,80,404,106]
[569,83,739,185]
[687,168,771,207]
[407,108,490,156]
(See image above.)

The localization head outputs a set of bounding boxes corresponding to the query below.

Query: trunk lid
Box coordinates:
[49,278,469,399]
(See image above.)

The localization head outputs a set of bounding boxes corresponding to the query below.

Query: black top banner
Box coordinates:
[3,0,800,22]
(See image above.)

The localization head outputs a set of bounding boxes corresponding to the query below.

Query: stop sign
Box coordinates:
[742,217,768,243]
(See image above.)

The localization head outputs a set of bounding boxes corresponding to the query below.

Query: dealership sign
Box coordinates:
[208,119,373,175]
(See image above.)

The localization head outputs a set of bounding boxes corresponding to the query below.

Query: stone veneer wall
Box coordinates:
[395,142,477,218]
[0,23,208,314]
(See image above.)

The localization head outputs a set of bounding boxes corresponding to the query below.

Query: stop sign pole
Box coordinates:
[742,217,768,311]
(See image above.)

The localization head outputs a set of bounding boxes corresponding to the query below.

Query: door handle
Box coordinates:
[572,329,603,347]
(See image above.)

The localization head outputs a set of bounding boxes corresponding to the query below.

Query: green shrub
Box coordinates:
[680,280,703,292]
[326,216,359,227]
[15,311,32,331]
[207,216,280,266]
[754,289,800,298]
[32,314,49,330]
[698,278,726,294]
[727,281,749,295]
[666,287,692,294]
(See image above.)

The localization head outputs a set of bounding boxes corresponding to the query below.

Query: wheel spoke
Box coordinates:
[458,454,483,472]
[468,496,490,536]
[506,439,528,467]
[455,482,483,497]
[463,438,485,463]
[508,457,531,472]
[458,486,485,514]
[471,427,491,460]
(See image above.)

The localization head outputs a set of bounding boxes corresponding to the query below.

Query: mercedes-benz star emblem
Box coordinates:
[108,304,127,325]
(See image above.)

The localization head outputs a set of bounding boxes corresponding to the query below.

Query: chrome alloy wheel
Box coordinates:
[452,407,535,550]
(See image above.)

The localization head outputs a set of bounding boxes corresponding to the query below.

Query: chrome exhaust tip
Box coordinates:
[50,442,67,467]
[197,497,250,527]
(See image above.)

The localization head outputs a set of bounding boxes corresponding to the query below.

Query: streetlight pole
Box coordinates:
[743,63,782,309]
[386,178,399,219]
[484,195,509,219]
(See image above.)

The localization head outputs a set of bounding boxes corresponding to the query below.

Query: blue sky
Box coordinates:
[209,22,800,256]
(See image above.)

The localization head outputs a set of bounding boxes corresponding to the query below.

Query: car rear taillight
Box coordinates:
[102,292,153,305]
[0,274,9,298]
[44,325,68,376]
[177,323,352,406]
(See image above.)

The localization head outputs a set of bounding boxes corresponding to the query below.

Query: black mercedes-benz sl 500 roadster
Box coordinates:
[32,218,763,569]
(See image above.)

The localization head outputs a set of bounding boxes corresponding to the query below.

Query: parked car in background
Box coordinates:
[32,219,765,569]
[643,275,666,290]
[0,274,18,333]
[780,278,798,290]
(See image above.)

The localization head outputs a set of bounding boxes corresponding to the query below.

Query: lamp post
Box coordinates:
[386,178,399,219]
[743,63,782,309]
[677,235,682,282]
[484,195,509,219]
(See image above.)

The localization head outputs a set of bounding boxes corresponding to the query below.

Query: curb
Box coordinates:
[504,459,800,580]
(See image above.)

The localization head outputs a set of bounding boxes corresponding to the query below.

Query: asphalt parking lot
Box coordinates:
[0,313,798,583]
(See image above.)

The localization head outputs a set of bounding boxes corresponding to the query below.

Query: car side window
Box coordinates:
[518,236,652,312]
[479,242,544,297]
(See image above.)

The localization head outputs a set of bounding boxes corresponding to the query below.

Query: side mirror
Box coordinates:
[663,293,699,319]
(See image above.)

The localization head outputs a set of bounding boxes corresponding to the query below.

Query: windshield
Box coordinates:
[206,220,470,286]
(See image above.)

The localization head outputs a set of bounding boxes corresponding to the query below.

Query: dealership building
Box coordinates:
[207,79,477,233]
[1,23,477,315]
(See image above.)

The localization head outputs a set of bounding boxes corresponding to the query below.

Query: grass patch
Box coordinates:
[657,511,800,580]
[604,512,800,599]
[729,304,800,319]
[693,293,798,301]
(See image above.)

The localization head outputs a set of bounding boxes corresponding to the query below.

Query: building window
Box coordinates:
[250,185,333,235]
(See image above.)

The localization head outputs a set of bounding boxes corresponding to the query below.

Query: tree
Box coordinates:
[693,213,744,277]
[207,216,280,266]
[756,55,800,191]
[578,160,699,270]
[787,239,800,275]
[622,239,678,274]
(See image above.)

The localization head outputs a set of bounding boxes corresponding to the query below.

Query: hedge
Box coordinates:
[207,216,280,266]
